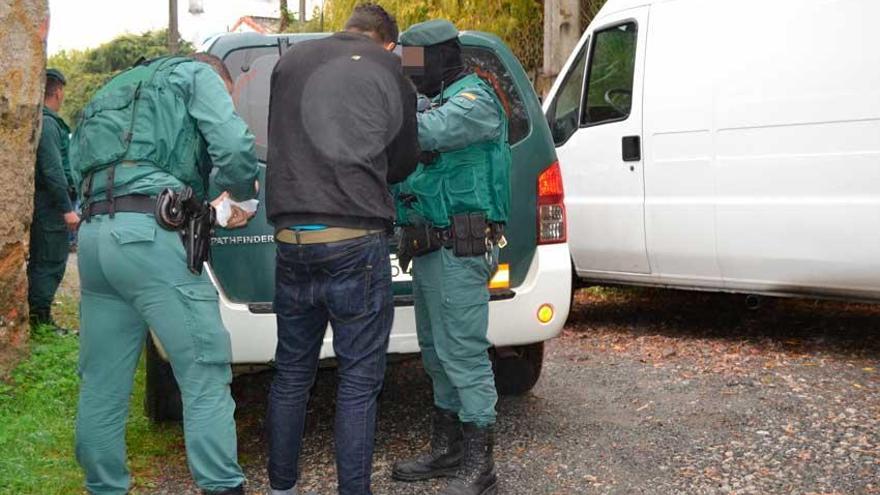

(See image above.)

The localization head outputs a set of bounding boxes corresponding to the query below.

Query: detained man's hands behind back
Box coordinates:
[225,205,254,229]
[211,191,257,229]
[64,211,80,232]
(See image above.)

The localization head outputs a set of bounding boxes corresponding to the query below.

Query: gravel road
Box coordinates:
[132,286,880,495]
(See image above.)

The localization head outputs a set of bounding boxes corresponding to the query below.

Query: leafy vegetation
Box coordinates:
[324,0,544,75]
[580,0,608,31]
[49,30,194,126]
[0,323,183,494]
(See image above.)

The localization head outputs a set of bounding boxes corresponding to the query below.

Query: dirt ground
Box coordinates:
[129,284,880,495]
[59,256,880,494]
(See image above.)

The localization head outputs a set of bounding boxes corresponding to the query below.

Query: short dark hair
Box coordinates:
[191,53,234,87]
[344,3,398,44]
[45,77,64,100]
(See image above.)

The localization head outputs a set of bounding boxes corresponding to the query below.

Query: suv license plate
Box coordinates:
[390,254,412,282]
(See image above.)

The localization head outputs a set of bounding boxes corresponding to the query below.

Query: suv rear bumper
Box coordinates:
[207,243,571,364]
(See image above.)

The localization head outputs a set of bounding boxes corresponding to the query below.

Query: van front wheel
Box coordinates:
[492,342,545,396]
[145,336,183,423]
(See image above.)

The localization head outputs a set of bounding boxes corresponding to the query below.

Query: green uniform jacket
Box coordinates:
[75,60,259,202]
[396,73,511,228]
[35,107,74,230]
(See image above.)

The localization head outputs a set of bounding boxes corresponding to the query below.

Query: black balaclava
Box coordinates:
[411,38,467,98]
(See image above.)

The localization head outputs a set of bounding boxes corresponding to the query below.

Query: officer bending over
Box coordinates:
[393,20,511,495]
[70,53,259,495]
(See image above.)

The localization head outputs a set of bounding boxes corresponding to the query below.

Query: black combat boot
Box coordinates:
[392,407,464,481]
[440,423,497,495]
[202,485,245,495]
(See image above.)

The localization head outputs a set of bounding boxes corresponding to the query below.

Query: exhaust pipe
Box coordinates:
[745,294,761,310]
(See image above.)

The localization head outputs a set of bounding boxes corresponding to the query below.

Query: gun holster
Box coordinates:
[155,187,216,275]
[398,224,445,272]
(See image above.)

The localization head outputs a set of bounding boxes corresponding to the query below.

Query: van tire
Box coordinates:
[492,342,545,396]
[145,337,183,423]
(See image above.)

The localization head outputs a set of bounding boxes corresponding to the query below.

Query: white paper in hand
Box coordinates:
[215,198,259,227]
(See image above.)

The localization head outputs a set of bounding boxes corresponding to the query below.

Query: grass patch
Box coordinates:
[0,320,183,495]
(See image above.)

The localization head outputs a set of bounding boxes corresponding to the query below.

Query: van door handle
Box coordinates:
[622,135,641,162]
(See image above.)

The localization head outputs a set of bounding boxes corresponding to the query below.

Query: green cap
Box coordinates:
[46,68,66,85]
[400,19,459,47]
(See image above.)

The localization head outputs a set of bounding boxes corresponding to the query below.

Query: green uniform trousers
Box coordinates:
[27,219,70,314]
[75,213,243,494]
[412,246,499,427]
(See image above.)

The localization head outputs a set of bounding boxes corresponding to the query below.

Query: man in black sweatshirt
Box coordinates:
[265,4,419,495]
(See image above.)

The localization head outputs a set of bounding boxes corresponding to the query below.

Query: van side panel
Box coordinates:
[642,0,720,284]
[709,0,880,297]
[640,0,880,299]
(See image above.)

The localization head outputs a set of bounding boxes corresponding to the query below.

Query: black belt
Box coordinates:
[430,222,505,250]
[84,195,156,220]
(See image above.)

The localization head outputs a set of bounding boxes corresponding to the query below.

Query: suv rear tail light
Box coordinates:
[537,161,566,244]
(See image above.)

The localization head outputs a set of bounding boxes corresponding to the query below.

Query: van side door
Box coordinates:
[547,7,651,275]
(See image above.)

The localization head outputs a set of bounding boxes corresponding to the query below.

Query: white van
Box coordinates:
[544,0,880,302]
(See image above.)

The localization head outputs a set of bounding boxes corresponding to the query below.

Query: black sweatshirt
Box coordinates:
[266,31,419,233]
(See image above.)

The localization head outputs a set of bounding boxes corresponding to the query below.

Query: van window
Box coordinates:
[581,22,637,126]
[462,47,530,145]
[547,40,588,145]
[224,47,280,161]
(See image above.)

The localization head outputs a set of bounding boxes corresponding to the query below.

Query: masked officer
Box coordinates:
[392,20,511,495]
[28,68,79,332]
[70,54,259,495]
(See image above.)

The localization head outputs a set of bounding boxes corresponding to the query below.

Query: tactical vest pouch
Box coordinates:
[408,172,448,227]
[451,212,488,257]
[446,166,483,215]
[75,84,140,171]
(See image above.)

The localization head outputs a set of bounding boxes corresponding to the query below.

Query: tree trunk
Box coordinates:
[279,0,289,32]
[0,0,48,373]
[541,0,581,96]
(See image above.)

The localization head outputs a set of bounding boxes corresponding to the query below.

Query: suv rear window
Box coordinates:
[463,47,530,145]
[225,44,531,161]
[225,47,280,161]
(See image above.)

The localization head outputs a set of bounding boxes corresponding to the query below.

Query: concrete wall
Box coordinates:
[0,0,48,372]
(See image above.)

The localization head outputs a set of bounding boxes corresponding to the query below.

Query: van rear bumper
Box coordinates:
[208,243,572,364]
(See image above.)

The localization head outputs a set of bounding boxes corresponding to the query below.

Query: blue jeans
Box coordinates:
[268,233,393,495]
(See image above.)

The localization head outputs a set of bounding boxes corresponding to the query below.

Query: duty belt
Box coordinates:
[433,223,506,248]
[406,223,506,252]
[83,194,156,220]
[275,228,384,245]
[396,219,506,272]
